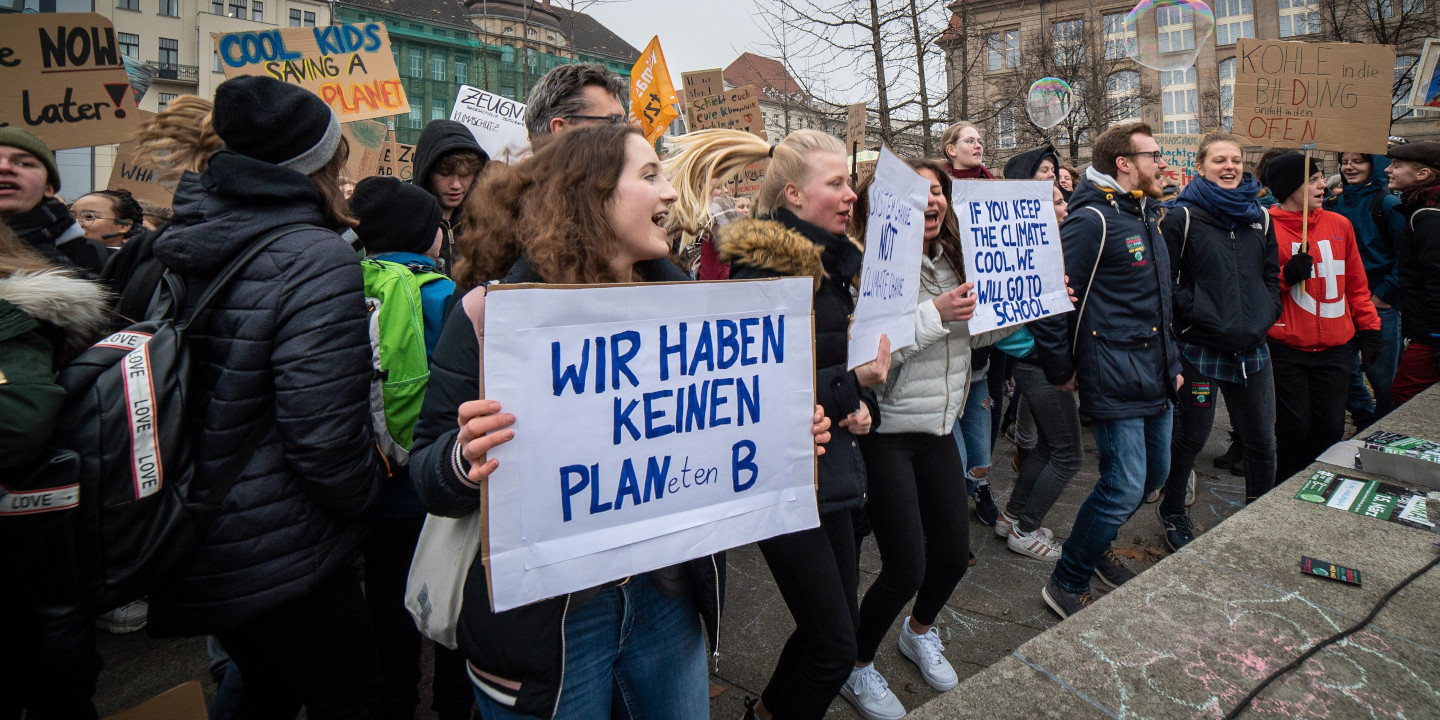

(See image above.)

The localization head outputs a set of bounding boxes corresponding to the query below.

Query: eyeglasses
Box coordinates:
[70,211,114,224]
[1339,159,1370,167]
[563,114,628,125]
[956,138,983,147]
[1125,151,1163,163]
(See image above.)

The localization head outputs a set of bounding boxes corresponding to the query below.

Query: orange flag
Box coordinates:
[628,36,679,144]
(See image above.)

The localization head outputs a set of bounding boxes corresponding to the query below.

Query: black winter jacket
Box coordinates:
[1032,175,1182,420]
[146,151,382,635]
[1397,204,1440,343]
[1161,205,1282,355]
[718,208,877,514]
[409,255,723,720]
[1003,144,1058,180]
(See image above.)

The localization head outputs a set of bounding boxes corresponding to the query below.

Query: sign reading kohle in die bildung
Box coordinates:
[213,22,407,123]
[953,180,1073,334]
[1233,38,1395,154]
[848,147,926,369]
[0,13,146,150]
[481,280,818,611]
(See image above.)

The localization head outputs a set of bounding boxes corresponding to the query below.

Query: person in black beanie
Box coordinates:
[148,74,385,718]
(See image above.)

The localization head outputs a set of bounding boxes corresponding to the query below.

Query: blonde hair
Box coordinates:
[1195,131,1244,167]
[941,122,980,162]
[665,129,845,235]
[132,95,222,180]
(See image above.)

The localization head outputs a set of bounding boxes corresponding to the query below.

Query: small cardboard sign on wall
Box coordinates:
[1232,38,1395,153]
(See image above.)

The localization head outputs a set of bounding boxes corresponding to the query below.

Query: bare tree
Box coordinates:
[1313,0,1437,119]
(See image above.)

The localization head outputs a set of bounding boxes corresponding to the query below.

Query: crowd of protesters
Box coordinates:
[3,57,1440,720]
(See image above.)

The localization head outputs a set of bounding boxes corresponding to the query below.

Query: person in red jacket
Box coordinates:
[1265,153,1382,485]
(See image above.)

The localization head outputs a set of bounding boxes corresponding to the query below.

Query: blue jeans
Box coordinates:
[1346,305,1402,429]
[954,377,992,496]
[1052,410,1172,593]
[472,574,709,720]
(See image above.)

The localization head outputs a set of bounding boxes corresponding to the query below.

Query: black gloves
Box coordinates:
[1283,252,1314,286]
[1357,329,1383,371]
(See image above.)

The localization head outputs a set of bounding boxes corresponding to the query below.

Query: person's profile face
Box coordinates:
[0,146,54,217]
[606,133,678,266]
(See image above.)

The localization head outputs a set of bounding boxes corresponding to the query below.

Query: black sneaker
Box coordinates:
[1158,505,1196,551]
[974,483,999,526]
[1093,547,1137,589]
[1042,576,1093,619]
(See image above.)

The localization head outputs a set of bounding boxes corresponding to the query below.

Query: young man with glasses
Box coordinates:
[0,128,109,278]
[1031,122,1184,618]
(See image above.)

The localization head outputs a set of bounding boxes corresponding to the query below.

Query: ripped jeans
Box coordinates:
[954,376,992,496]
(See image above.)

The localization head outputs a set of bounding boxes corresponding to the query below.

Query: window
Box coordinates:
[432,100,446,121]
[987,30,1019,70]
[158,37,178,66]
[1161,66,1198,135]
[432,53,446,81]
[159,0,177,16]
[1107,70,1142,121]
[1157,5,1196,54]
[1278,0,1320,37]
[525,48,539,73]
[526,27,536,36]
[1395,55,1418,119]
[1103,12,1135,60]
[158,92,177,110]
[211,0,223,13]
[409,104,422,129]
[995,101,1017,149]
[251,0,262,21]
[500,45,516,68]
[118,32,139,58]
[1052,19,1084,65]
[227,0,245,17]
[409,50,423,79]
[303,11,315,27]
[117,0,138,9]
[1213,0,1254,45]
[454,60,467,85]
[1219,58,1236,130]
[289,8,301,25]
[503,26,513,34]
[501,85,516,99]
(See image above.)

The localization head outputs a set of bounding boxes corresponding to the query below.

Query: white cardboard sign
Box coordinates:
[482,279,818,611]
[450,85,530,163]
[953,180,1073,334]
[848,147,927,369]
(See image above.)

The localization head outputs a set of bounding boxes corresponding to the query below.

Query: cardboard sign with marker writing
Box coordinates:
[377,130,414,182]
[1156,134,1199,187]
[213,23,407,123]
[736,160,766,196]
[689,85,765,138]
[1233,39,1394,154]
[846,103,867,153]
[340,119,388,181]
[682,68,724,127]
[107,134,175,207]
[0,13,146,150]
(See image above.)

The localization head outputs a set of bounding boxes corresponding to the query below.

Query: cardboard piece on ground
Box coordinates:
[688,85,765,138]
[1232,38,1395,153]
[0,13,146,150]
[846,103,868,153]
[104,681,206,720]
[107,129,176,207]
[450,85,529,163]
[1156,134,1199,187]
[213,22,407,123]
[340,119,388,181]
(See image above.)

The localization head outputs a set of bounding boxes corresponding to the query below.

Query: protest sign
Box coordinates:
[1233,38,1394,153]
[736,160,766,196]
[340,119,388,181]
[848,147,926,369]
[1406,38,1440,113]
[450,85,530,163]
[953,180,1073,334]
[846,103,867,153]
[377,131,414,182]
[107,135,174,207]
[856,159,877,185]
[689,85,764,137]
[1156,134,1199,187]
[682,70,723,106]
[482,279,818,611]
[0,13,146,150]
[213,22,407,123]
[628,36,679,143]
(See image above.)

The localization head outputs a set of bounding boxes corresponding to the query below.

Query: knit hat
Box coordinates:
[1264,152,1323,205]
[351,176,444,255]
[211,76,340,176]
[1387,141,1440,171]
[0,127,61,192]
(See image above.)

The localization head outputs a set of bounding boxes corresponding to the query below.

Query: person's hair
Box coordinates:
[665,129,845,235]
[1058,163,1077,183]
[138,200,172,225]
[454,124,641,291]
[0,222,60,279]
[132,95,223,180]
[523,63,626,138]
[849,157,963,280]
[1254,148,1287,185]
[1194,131,1244,167]
[310,137,357,228]
[79,189,145,238]
[1091,122,1153,177]
[941,122,980,160]
[433,150,485,177]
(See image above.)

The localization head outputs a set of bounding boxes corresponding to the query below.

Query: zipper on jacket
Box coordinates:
[551,593,572,719]
[711,555,723,672]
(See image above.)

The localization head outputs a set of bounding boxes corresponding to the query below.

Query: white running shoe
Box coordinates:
[995,511,1017,538]
[97,599,148,634]
[1006,526,1062,561]
[840,664,906,720]
[897,618,958,691]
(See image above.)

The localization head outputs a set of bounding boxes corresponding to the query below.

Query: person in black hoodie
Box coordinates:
[0,128,110,279]
[411,119,489,273]
[148,76,384,717]
[1003,144,1059,182]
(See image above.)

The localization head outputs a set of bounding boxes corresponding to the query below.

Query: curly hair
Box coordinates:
[453,124,642,291]
[81,189,145,239]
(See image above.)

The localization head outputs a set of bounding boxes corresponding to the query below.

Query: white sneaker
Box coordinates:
[98,599,148,634]
[995,511,1017,538]
[1006,526,1062,561]
[897,618,958,691]
[1185,470,1197,507]
[840,664,906,720]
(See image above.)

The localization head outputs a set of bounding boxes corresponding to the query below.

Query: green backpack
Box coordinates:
[360,258,446,466]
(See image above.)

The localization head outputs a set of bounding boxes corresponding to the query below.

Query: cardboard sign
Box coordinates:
[1406,38,1440,113]
[682,69,723,108]
[450,85,530,163]
[214,23,407,123]
[0,13,146,150]
[482,279,818,611]
[846,103,868,153]
[1156,134,1199,187]
[848,147,926,369]
[1233,39,1395,153]
[954,180,1074,334]
[107,135,175,207]
[104,681,206,720]
[736,160,766,196]
[377,130,414,182]
[689,85,764,137]
[856,159,877,185]
[340,118,388,181]
[628,36,679,144]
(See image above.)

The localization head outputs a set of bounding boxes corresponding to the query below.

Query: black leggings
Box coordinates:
[855,432,970,663]
[757,511,860,720]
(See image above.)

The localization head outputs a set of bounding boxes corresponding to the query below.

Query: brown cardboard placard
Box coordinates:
[103,681,206,720]
[846,103,867,154]
[736,160,766,196]
[341,118,388,181]
[681,68,724,129]
[107,134,176,207]
[0,13,146,150]
[213,22,408,123]
[856,159,878,185]
[1155,134,1200,187]
[377,130,415,182]
[1233,39,1395,154]
[688,84,764,138]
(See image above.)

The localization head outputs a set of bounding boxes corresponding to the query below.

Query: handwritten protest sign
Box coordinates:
[1233,39,1394,153]
[377,130,414,182]
[213,23,407,123]
[0,13,146,150]
[856,159,877,185]
[482,279,818,611]
[450,85,529,162]
[848,147,926,369]
[340,119,388,181]
[689,85,764,138]
[736,160,766,196]
[1156,134,1199,187]
[953,180,1073,334]
[846,103,867,153]
[107,134,174,207]
[682,69,724,123]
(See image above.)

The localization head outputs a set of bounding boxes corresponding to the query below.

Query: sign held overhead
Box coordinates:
[1232,38,1394,154]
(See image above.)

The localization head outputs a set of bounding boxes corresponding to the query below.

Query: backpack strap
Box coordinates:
[1174,207,1192,286]
[179,224,322,332]
[1072,206,1107,347]
[1370,190,1388,232]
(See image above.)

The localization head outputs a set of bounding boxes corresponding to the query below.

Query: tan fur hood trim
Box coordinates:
[0,270,112,354]
[716,218,824,279]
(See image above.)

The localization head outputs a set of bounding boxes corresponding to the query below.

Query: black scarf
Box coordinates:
[5,198,106,278]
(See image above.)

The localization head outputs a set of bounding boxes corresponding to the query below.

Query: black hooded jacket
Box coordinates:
[1161,204,1282,355]
[411,120,489,270]
[1003,145,1058,180]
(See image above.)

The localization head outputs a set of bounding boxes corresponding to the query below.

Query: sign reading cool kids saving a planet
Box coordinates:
[213,23,407,123]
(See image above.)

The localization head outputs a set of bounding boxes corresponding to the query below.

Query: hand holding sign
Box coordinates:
[854,335,892,388]
[933,282,978,323]
[457,400,515,484]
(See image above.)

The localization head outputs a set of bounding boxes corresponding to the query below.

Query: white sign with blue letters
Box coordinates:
[847,146,927,369]
[953,179,1073,334]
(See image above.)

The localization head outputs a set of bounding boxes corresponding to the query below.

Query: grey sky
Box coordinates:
[584,0,770,90]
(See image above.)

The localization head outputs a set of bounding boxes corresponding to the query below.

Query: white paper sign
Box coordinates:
[483,279,819,611]
[450,85,531,163]
[953,180,1073,334]
[848,147,927,369]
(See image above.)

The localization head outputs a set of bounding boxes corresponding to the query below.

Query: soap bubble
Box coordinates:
[1026,78,1074,130]
[1125,0,1214,72]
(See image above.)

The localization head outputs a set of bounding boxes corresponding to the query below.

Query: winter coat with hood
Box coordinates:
[718,207,878,514]
[1396,193,1440,343]
[1266,205,1380,351]
[1031,167,1182,420]
[146,150,382,635]
[411,120,489,265]
[1003,145,1058,180]
[409,255,723,720]
[1325,153,1404,308]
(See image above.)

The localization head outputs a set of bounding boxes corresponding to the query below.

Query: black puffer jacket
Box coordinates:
[1397,204,1440,343]
[1161,204,1281,354]
[718,208,877,514]
[410,256,723,720]
[146,151,381,635]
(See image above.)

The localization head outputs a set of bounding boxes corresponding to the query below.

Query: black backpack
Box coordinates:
[5,224,315,616]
